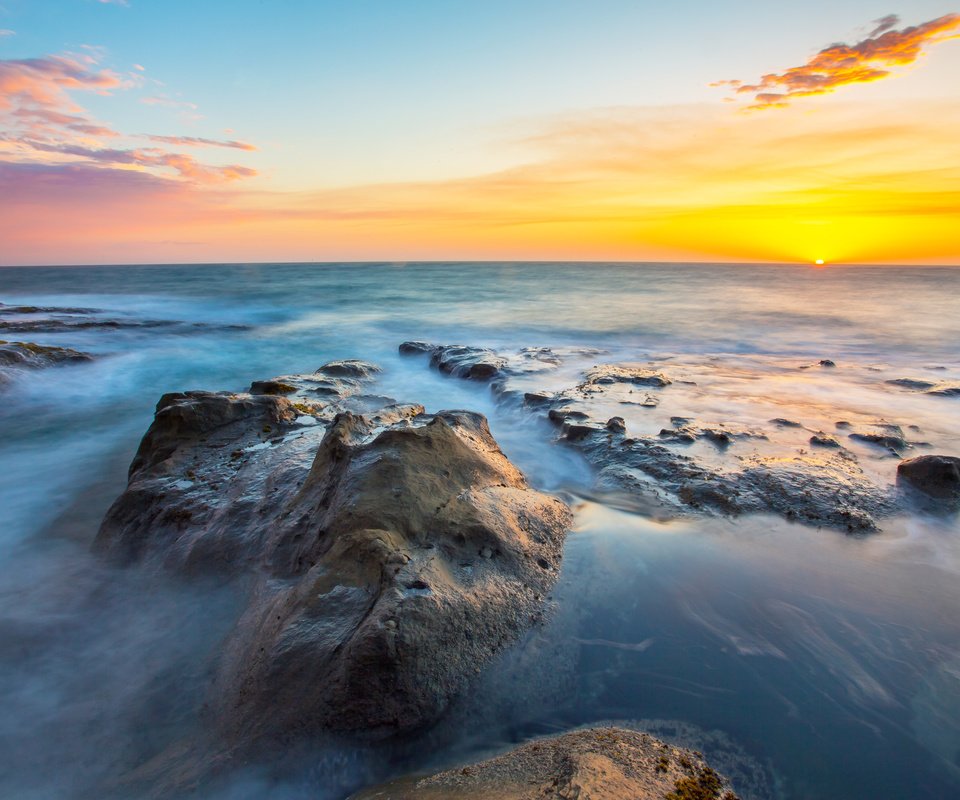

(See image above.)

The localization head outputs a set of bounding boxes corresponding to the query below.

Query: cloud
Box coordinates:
[5,99,957,266]
[0,30,15,38]
[140,95,198,110]
[0,54,124,111]
[142,134,256,151]
[0,50,257,185]
[714,14,960,109]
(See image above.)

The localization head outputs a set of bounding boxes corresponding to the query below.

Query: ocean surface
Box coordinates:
[0,262,959,799]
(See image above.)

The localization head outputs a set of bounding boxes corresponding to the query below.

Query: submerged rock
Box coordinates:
[0,340,94,389]
[0,339,93,369]
[897,455,960,502]
[96,361,571,750]
[887,378,960,397]
[350,726,739,800]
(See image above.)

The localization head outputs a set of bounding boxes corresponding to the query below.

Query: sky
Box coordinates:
[1,0,959,265]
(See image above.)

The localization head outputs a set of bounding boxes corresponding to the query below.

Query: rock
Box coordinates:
[548,408,589,425]
[209,410,569,743]
[96,365,570,750]
[819,359,836,367]
[398,341,434,355]
[399,341,507,381]
[583,364,672,387]
[248,380,298,395]
[0,302,99,315]
[930,385,960,397]
[770,418,803,427]
[350,726,740,800]
[316,359,382,379]
[886,378,936,391]
[606,416,626,433]
[886,378,960,396]
[849,432,907,454]
[522,391,553,408]
[567,425,890,531]
[810,434,841,448]
[0,339,93,369]
[897,455,960,501]
[0,340,94,390]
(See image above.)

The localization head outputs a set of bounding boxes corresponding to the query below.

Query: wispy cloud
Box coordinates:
[0,50,256,184]
[0,29,15,39]
[140,95,197,110]
[714,14,960,109]
[142,134,255,151]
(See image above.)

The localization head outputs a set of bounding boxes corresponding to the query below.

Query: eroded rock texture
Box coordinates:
[96,359,571,748]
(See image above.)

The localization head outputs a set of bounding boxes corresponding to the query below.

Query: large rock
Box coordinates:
[213,409,570,743]
[897,455,960,502]
[350,726,740,800]
[96,361,571,749]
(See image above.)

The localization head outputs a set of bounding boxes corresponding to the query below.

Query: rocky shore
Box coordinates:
[400,341,960,530]
[80,341,958,796]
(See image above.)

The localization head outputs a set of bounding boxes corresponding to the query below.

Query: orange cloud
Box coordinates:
[714,14,960,109]
[3,100,957,266]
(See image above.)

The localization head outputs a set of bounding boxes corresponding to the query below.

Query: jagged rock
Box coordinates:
[399,342,507,381]
[96,362,571,751]
[350,727,739,800]
[213,409,570,743]
[897,455,960,502]
[566,427,890,531]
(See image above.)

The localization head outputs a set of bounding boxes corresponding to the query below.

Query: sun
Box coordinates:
[814,259,825,266]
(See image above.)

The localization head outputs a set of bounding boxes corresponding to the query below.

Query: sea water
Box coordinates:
[0,262,958,799]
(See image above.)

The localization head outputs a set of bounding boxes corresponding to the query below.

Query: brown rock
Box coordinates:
[349,726,739,800]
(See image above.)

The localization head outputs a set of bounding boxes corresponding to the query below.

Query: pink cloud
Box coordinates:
[714,14,960,109]
[0,50,257,185]
[143,134,256,151]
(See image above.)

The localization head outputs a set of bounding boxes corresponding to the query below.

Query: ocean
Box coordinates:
[1,262,958,799]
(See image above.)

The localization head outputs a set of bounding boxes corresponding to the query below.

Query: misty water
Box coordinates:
[1,262,959,799]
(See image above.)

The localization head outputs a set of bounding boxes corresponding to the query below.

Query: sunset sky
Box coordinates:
[1,1,958,266]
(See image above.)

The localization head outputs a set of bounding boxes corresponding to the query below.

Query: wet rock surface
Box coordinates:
[96,359,571,754]
[897,455,960,502]
[400,342,924,532]
[350,726,739,800]
[887,377,960,397]
[0,298,249,334]
[0,339,94,389]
